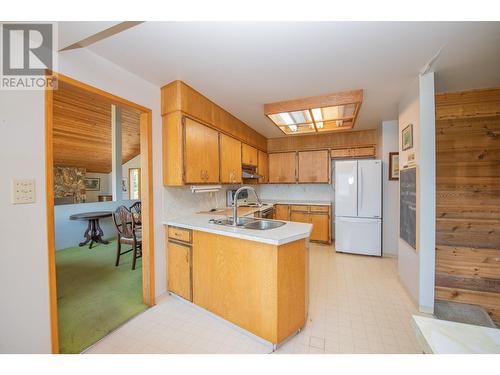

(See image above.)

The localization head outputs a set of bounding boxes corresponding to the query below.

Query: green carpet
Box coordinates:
[56,239,147,354]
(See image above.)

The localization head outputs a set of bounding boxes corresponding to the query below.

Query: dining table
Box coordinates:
[69,211,113,249]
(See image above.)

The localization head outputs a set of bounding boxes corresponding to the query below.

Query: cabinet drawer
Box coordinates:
[310,205,330,213]
[168,226,192,243]
[290,205,309,212]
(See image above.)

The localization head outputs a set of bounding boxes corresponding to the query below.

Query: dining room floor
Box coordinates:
[85,243,423,354]
[56,239,147,354]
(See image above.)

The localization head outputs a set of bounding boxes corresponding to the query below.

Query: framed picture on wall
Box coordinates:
[402,124,413,150]
[389,152,400,180]
[83,177,101,191]
[84,177,100,191]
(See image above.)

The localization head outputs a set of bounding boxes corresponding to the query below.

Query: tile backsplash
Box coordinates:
[257,184,334,202]
[163,183,334,221]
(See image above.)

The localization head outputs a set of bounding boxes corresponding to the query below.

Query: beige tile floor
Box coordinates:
[86,243,423,354]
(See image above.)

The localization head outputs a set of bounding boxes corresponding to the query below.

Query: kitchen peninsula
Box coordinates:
[164,214,312,346]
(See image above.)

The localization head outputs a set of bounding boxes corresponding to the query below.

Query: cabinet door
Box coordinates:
[242,143,258,166]
[269,152,297,183]
[353,146,376,157]
[290,211,310,224]
[331,148,351,159]
[184,118,220,183]
[274,204,290,220]
[257,150,269,183]
[310,213,330,242]
[298,150,330,183]
[167,241,192,301]
[220,134,242,184]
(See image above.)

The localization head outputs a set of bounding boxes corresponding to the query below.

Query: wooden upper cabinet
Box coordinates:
[298,150,330,183]
[331,146,375,159]
[269,152,297,183]
[220,134,242,184]
[180,83,214,124]
[242,143,258,166]
[258,150,269,184]
[184,118,220,184]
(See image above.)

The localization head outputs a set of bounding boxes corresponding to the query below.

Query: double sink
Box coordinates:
[209,216,286,230]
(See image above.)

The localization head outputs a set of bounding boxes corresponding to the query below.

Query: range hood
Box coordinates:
[242,166,262,179]
[242,170,263,179]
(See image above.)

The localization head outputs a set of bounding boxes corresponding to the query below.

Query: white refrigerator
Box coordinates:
[334,160,382,256]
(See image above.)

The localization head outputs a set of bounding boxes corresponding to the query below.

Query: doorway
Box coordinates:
[45,72,155,353]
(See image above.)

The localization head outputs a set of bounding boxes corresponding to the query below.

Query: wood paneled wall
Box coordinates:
[53,81,141,173]
[267,129,377,153]
[435,87,500,322]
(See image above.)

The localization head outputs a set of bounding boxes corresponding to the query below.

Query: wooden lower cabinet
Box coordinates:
[289,205,331,244]
[274,204,290,220]
[310,213,330,243]
[192,230,306,344]
[167,240,192,301]
[290,211,309,224]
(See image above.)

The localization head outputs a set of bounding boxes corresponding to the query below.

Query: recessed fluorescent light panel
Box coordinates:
[264,90,363,135]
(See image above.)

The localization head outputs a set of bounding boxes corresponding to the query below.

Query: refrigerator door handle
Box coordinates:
[358,166,362,215]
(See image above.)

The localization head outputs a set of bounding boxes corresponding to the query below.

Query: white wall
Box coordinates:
[0,44,164,353]
[0,89,51,353]
[85,172,112,202]
[380,121,399,257]
[54,156,142,249]
[397,72,436,313]
[54,199,138,250]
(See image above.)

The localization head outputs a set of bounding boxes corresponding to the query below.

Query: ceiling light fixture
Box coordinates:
[264,89,363,135]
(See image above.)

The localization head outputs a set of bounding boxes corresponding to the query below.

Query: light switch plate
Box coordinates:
[12,178,36,204]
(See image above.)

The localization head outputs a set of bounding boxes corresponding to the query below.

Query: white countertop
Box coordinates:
[261,199,332,206]
[164,214,312,245]
[412,315,500,354]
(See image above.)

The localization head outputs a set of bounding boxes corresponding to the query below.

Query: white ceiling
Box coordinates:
[59,22,500,138]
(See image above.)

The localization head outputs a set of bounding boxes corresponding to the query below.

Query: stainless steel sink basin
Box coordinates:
[243,220,286,230]
[209,217,286,230]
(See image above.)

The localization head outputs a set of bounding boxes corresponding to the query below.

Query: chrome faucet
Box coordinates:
[232,186,262,226]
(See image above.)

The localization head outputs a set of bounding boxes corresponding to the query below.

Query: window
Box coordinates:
[128,168,141,200]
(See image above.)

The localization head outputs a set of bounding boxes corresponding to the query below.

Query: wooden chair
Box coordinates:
[112,206,142,270]
[129,201,142,227]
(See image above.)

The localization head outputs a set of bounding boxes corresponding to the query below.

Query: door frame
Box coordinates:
[45,71,155,354]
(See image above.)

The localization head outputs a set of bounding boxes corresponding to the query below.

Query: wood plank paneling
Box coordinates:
[435,245,500,279]
[435,287,500,322]
[435,88,500,121]
[435,87,500,322]
[267,129,377,153]
[53,81,140,173]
